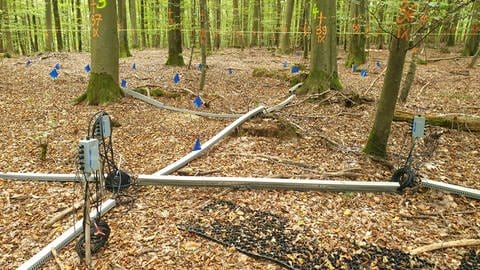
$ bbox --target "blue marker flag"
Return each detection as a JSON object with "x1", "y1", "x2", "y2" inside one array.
[
  {"x1": 193, "y1": 137, "x2": 202, "y2": 151},
  {"x1": 352, "y1": 65, "x2": 357, "y2": 72},
  {"x1": 360, "y1": 69, "x2": 367, "y2": 77},
  {"x1": 55, "y1": 63, "x2": 61, "y2": 70},
  {"x1": 198, "y1": 63, "x2": 202, "y2": 70},
  {"x1": 121, "y1": 79, "x2": 127, "y2": 88},
  {"x1": 291, "y1": 66, "x2": 299, "y2": 74},
  {"x1": 173, "y1": 73, "x2": 180, "y2": 84},
  {"x1": 283, "y1": 61, "x2": 288, "y2": 68},
  {"x1": 376, "y1": 60, "x2": 381, "y2": 68},
  {"x1": 193, "y1": 96, "x2": 204, "y2": 108},
  {"x1": 227, "y1": 68, "x2": 233, "y2": 75},
  {"x1": 85, "y1": 64, "x2": 91, "y2": 73},
  {"x1": 49, "y1": 69, "x2": 58, "y2": 79},
  {"x1": 26, "y1": 60, "x2": 31, "y2": 66},
  {"x1": 132, "y1": 63, "x2": 137, "y2": 70}
]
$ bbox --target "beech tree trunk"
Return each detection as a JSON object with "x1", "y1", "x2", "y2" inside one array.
[
  {"x1": 251, "y1": 0, "x2": 260, "y2": 47},
  {"x1": 75, "y1": 0, "x2": 82, "y2": 51},
  {"x1": 78, "y1": 0, "x2": 122, "y2": 105},
  {"x1": 129, "y1": 0, "x2": 139, "y2": 48},
  {"x1": 464, "y1": 0, "x2": 480, "y2": 56},
  {"x1": 214, "y1": 0, "x2": 221, "y2": 49},
  {"x1": 118, "y1": 0, "x2": 131, "y2": 57},
  {"x1": 166, "y1": 0, "x2": 184, "y2": 66},
  {"x1": 199, "y1": 0, "x2": 207, "y2": 92},
  {"x1": 345, "y1": 0, "x2": 368, "y2": 67},
  {"x1": 298, "y1": 0, "x2": 342, "y2": 94},
  {"x1": 279, "y1": 0, "x2": 295, "y2": 54},
  {"x1": 52, "y1": 0, "x2": 63, "y2": 51},
  {"x1": 45, "y1": 0, "x2": 54, "y2": 51},
  {"x1": 232, "y1": 0, "x2": 242, "y2": 47}
]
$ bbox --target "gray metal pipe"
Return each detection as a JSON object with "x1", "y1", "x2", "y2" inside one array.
[
  {"x1": 421, "y1": 178, "x2": 480, "y2": 200},
  {"x1": 0, "y1": 172, "x2": 79, "y2": 182},
  {"x1": 153, "y1": 106, "x2": 265, "y2": 176},
  {"x1": 17, "y1": 199, "x2": 116, "y2": 270},
  {"x1": 137, "y1": 175, "x2": 400, "y2": 193}
]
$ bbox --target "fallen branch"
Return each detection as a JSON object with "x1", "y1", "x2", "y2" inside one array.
[
  {"x1": 45, "y1": 192, "x2": 99, "y2": 227},
  {"x1": 420, "y1": 56, "x2": 466, "y2": 63},
  {"x1": 394, "y1": 110, "x2": 480, "y2": 132},
  {"x1": 410, "y1": 239, "x2": 480, "y2": 255},
  {"x1": 362, "y1": 67, "x2": 387, "y2": 96},
  {"x1": 51, "y1": 248, "x2": 65, "y2": 270}
]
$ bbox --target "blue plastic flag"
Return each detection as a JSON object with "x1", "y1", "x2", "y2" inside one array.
[
  {"x1": 193, "y1": 96, "x2": 204, "y2": 108},
  {"x1": 173, "y1": 73, "x2": 180, "y2": 84},
  {"x1": 26, "y1": 60, "x2": 31, "y2": 66},
  {"x1": 291, "y1": 66, "x2": 299, "y2": 74},
  {"x1": 376, "y1": 60, "x2": 381, "y2": 68},
  {"x1": 193, "y1": 137, "x2": 202, "y2": 151},
  {"x1": 49, "y1": 69, "x2": 58, "y2": 79},
  {"x1": 227, "y1": 68, "x2": 233, "y2": 75},
  {"x1": 360, "y1": 69, "x2": 367, "y2": 77},
  {"x1": 121, "y1": 79, "x2": 127, "y2": 88},
  {"x1": 132, "y1": 63, "x2": 137, "y2": 70},
  {"x1": 55, "y1": 63, "x2": 61, "y2": 70},
  {"x1": 283, "y1": 61, "x2": 288, "y2": 68},
  {"x1": 352, "y1": 65, "x2": 357, "y2": 72},
  {"x1": 198, "y1": 63, "x2": 202, "y2": 70},
  {"x1": 85, "y1": 64, "x2": 91, "y2": 73}
]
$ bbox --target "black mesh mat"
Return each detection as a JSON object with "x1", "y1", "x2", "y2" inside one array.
[
  {"x1": 177, "y1": 200, "x2": 435, "y2": 269},
  {"x1": 459, "y1": 249, "x2": 480, "y2": 270}
]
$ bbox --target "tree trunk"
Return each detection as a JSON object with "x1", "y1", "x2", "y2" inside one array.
[
  {"x1": 199, "y1": 0, "x2": 207, "y2": 92},
  {"x1": 1, "y1": 1, "x2": 14, "y2": 55},
  {"x1": 140, "y1": 0, "x2": 147, "y2": 47},
  {"x1": 302, "y1": 0, "x2": 310, "y2": 59},
  {"x1": 232, "y1": 0, "x2": 242, "y2": 47},
  {"x1": 274, "y1": 0, "x2": 281, "y2": 47},
  {"x1": 52, "y1": 0, "x2": 63, "y2": 51},
  {"x1": 30, "y1": 0, "x2": 39, "y2": 52},
  {"x1": 241, "y1": 0, "x2": 249, "y2": 48},
  {"x1": 153, "y1": 0, "x2": 161, "y2": 47},
  {"x1": 464, "y1": 0, "x2": 480, "y2": 56},
  {"x1": 279, "y1": 0, "x2": 295, "y2": 54},
  {"x1": 166, "y1": 0, "x2": 185, "y2": 66},
  {"x1": 345, "y1": 0, "x2": 368, "y2": 67},
  {"x1": 128, "y1": 0, "x2": 139, "y2": 48},
  {"x1": 298, "y1": 0, "x2": 341, "y2": 94},
  {"x1": 118, "y1": 0, "x2": 131, "y2": 57},
  {"x1": 364, "y1": 0, "x2": 413, "y2": 158},
  {"x1": 78, "y1": 0, "x2": 122, "y2": 105},
  {"x1": 445, "y1": 0, "x2": 459, "y2": 47},
  {"x1": 45, "y1": 0, "x2": 54, "y2": 51},
  {"x1": 214, "y1": 0, "x2": 221, "y2": 49},
  {"x1": 251, "y1": 0, "x2": 260, "y2": 47},
  {"x1": 376, "y1": 2, "x2": 386, "y2": 49},
  {"x1": 398, "y1": 53, "x2": 417, "y2": 103},
  {"x1": 75, "y1": 0, "x2": 82, "y2": 51}
]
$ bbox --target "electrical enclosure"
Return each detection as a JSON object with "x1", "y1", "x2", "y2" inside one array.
[
  {"x1": 412, "y1": 115, "x2": 425, "y2": 138},
  {"x1": 79, "y1": 139, "x2": 100, "y2": 173}
]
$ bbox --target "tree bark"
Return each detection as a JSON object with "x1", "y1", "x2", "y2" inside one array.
[
  {"x1": 394, "y1": 110, "x2": 480, "y2": 132},
  {"x1": 52, "y1": 0, "x2": 63, "y2": 51},
  {"x1": 363, "y1": 0, "x2": 415, "y2": 158},
  {"x1": 140, "y1": 0, "x2": 147, "y2": 47},
  {"x1": 166, "y1": 0, "x2": 184, "y2": 66},
  {"x1": 345, "y1": 0, "x2": 368, "y2": 67},
  {"x1": 274, "y1": 0, "x2": 281, "y2": 47},
  {"x1": 464, "y1": 0, "x2": 480, "y2": 56},
  {"x1": 302, "y1": 0, "x2": 310, "y2": 59},
  {"x1": 298, "y1": 0, "x2": 342, "y2": 94},
  {"x1": 128, "y1": 0, "x2": 139, "y2": 48},
  {"x1": 398, "y1": 53, "x2": 417, "y2": 103},
  {"x1": 214, "y1": 0, "x2": 221, "y2": 49},
  {"x1": 1, "y1": 1, "x2": 15, "y2": 55},
  {"x1": 77, "y1": 0, "x2": 122, "y2": 105},
  {"x1": 75, "y1": 0, "x2": 82, "y2": 51},
  {"x1": 45, "y1": 0, "x2": 54, "y2": 51},
  {"x1": 251, "y1": 0, "x2": 260, "y2": 47},
  {"x1": 199, "y1": 0, "x2": 207, "y2": 92},
  {"x1": 279, "y1": 0, "x2": 295, "y2": 54},
  {"x1": 232, "y1": 0, "x2": 242, "y2": 47},
  {"x1": 118, "y1": 0, "x2": 131, "y2": 57}
]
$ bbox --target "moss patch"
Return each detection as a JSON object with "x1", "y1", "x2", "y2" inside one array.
[
  {"x1": 75, "y1": 72, "x2": 123, "y2": 105},
  {"x1": 134, "y1": 87, "x2": 181, "y2": 98},
  {"x1": 233, "y1": 117, "x2": 299, "y2": 139}
]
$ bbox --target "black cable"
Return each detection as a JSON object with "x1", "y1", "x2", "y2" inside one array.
[{"x1": 391, "y1": 139, "x2": 417, "y2": 192}]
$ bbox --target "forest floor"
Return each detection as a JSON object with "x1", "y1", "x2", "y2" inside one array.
[{"x1": 0, "y1": 46, "x2": 479, "y2": 269}]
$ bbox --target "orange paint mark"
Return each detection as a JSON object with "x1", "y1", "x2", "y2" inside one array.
[
  {"x1": 316, "y1": 11, "x2": 327, "y2": 43},
  {"x1": 352, "y1": 23, "x2": 360, "y2": 33}
]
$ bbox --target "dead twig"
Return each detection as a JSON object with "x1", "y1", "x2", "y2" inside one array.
[
  {"x1": 45, "y1": 192, "x2": 99, "y2": 227},
  {"x1": 410, "y1": 239, "x2": 480, "y2": 255}
]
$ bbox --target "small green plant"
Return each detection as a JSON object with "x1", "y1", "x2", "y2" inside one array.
[{"x1": 35, "y1": 120, "x2": 57, "y2": 161}]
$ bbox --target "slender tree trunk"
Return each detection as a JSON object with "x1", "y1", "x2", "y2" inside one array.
[
  {"x1": 199, "y1": 0, "x2": 207, "y2": 92},
  {"x1": 298, "y1": 0, "x2": 341, "y2": 94},
  {"x1": 469, "y1": 46, "x2": 480, "y2": 67},
  {"x1": 75, "y1": 0, "x2": 82, "y2": 51},
  {"x1": 78, "y1": 0, "x2": 122, "y2": 105},
  {"x1": 376, "y1": 2, "x2": 386, "y2": 49},
  {"x1": 166, "y1": 0, "x2": 185, "y2": 66},
  {"x1": 398, "y1": 53, "x2": 417, "y2": 103},
  {"x1": 446, "y1": 0, "x2": 459, "y2": 47},
  {"x1": 214, "y1": 0, "x2": 221, "y2": 49},
  {"x1": 187, "y1": 0, "x2": 196, "y2": 69},
  {"x1": 345, "y1": 0, "x2": 368, "y2": 67},
  {"x1": 232, "y1": 0, "x2": 242, "y2": 47},
  {"x1": 153, "y1": 0, "x2": 161, "y2": 47},
  {"x1": 241, "y1": 0, "x2": 248, "y2": 48},
  {"x1": 128, "y1": 0, "x2": 139, "y2": 48},
  {"x1": 0, "y1": 0, "x2": 4, "y2": 53},
  {"x1": 302, "y1": 0, "x2": 310, "y2": 59},
  {"x1": 52, "y1": 0, "x2": 63, "y2": 51},
  {"x1": 251, "y1": 0, "x2": 260, "y2": 47},
  {"x1": 364, "y1": 1, "x2": 413, "y2": 158},
  {"x1": 279, "y1": 0, "x2": 295, "y2": 54},
  {"x1": 464, "y1": 0, "x2": 480, "y2": 56},
  {"x1": 118, "y1": 0, "x2": 131, "y2": 57},
  {"x1": 30, "y1": 0, "x2": 39, "y2": 52},
  {"x1": 45, "y1": 0, "x2": 54, "y2": 51},
  {"x1": 1, "y1": 1, "x2": 14, "y2": 55},
  {"x1": 140, "y1": 0, "x2": 147, "y2": 47},
  {"x1": 274, "y1": 0, "x2": 281, "y2": 47}
]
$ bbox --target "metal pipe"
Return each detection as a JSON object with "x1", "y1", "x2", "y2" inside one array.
[
  {"x1": 18, "y1": 199, "x2": 116, "y2": 270},
  {"x1": 153, "y1": 106, "x2": 265, "y2": 176},
  {"x1": 0, "y1": 172, "x2": 79, "y2": 182},
  {"x1": 137, "y1": 175, "x2": 400, "y2": 192},
  {"x1": 421, "y1": 178, "x2": 480, "y2": 200}
]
